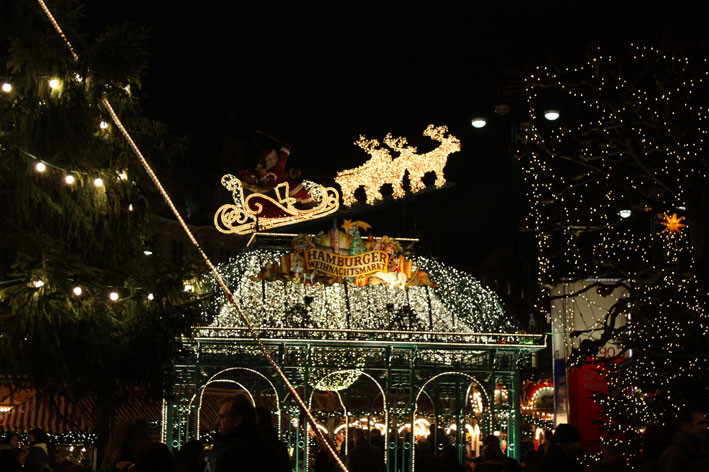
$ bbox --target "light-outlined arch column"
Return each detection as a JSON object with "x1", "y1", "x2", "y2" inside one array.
[
  {"x1": 306, "y1": 369, "x2": 388, "y2": 472},
  {"x1": 412, "y1": 372, "x2": 490, "y2": 472},
  {"x1": 191, "y1": 366, "x2": 282, "y2": 440}
]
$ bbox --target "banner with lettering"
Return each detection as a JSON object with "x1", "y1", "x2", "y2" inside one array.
[
  {"x1": 304, "y1": 249, "x2": 389, "y2": 278},
  {"x1": 250, "y1": 220, "x2": 437, "y2": 289}
]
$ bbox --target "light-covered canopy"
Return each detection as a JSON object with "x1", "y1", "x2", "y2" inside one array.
[{"x1": 200, "y1": 249, "x2": 517, "y2": 335}]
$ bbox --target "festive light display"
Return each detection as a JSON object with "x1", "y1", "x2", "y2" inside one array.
[
  {"x1": 519, "y1": 43, "x2": 709, "y2": 462},
  {"x1": 198, "y1": 248, "x2": 518, "y2": 352},
  {"x1": 660, "y1": 213, "x2": 686, "y2": 233},
  {"x1": 335, "y1": 125, "x2": 460, "y2": 206},
  {"x1": 214, "y1": 175, "x2": 340, "y2": 235}
]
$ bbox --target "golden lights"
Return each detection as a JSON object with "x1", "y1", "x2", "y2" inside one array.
[
  {"x1": 214, "y1": 177, "x2": 339, "y2": 235},
  {"x1": 660, "y1": 213, "x2": 686, "y2": 233},
  {"x1": 335, "y1": 124, "x2": 460, "y2": 206}
]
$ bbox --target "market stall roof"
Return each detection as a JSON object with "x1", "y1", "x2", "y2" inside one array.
[
  {"x1": 0, "y1": 392, "x2": 163, "y2": 433},
  {"x1": 0, "y1": 394, "x2": 90, "y2": 433}
]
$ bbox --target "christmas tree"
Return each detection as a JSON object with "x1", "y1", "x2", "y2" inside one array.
[
  {"x1": 518, "y1": 39, "x2": 709, "y2": 462},
  {"x1": 0, "y1": 0, "x2": 203, "y2": 421}
]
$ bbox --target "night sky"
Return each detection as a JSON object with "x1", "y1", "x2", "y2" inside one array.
[{"x1": 79, "y1": 1, "x2": 707, "y2": 274}]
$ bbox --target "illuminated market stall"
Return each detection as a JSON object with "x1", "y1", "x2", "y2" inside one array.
[{"x1": 165, "y1": 228, "x2": 545, "y2": 471}]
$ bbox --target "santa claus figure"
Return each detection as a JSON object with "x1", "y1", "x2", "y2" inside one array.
[{"x1": 239, "y1": 145, "x2": 293, "y2": 190}]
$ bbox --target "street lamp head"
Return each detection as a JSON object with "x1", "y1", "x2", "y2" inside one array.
[
  {"x1": 544, "y1": 109, "x2": 560, "y2": 121},
  {"x1": 471, "y1": 117, "x2": 487, "y2": 128}
]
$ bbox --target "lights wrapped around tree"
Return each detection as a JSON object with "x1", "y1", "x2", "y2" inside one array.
[{"x1": 518, "y1": 42, "x2": 709, "y2": 462}]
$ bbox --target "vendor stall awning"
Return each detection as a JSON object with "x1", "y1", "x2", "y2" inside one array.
[{"x1": 0, "y1": 394, "x2": 90, "y2": 433}]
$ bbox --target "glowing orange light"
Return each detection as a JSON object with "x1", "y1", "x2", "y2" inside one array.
[{"x1": 660, "y1": 213, "x2": 686, "y2": 233}]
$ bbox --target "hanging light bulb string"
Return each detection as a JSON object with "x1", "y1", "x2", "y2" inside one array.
[
  {"x1": 34, "y1": 1, "x2": 348, "y2": 469},
  {"x1": 20, "y1": 149, "x2": 88, "y2": 175}
]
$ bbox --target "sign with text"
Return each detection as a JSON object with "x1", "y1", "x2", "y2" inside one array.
[{"x1": 304, "y1": 249, "x2": 389, "y2": 278}]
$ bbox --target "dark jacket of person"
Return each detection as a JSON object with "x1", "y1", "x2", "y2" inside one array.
[
  {"x1": 213, "y1": 422, "x2": 286, "y2": 472},
  {"x1": 538, "y1": 443, "x2": 583, "y2": 472},
  {"x1": 24, "y1": 442, "x2": 50, "y2": 472},
  {"x1": 0, "y1": 443, "x2": 22, "y2": 472},
  {"x1": 345, "y1": 438, "x2": 385, "y2": 472},
  {"x1": 474, "y1": 460, "x2": 508, "y2": 472},
  {"x1": 657, "y1": 431, "x2": 709, "y2": 472}
]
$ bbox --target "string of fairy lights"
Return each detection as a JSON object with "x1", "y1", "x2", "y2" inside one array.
[
  {"x1": 201, "y1": 250, "x2": 516, "y2": 335},
  {"x1": 519, "y1": 42, "x2": 709, "y2": 455},
  {"x1": 196, "y1": 248, "x2": 521, "y2": 390}
]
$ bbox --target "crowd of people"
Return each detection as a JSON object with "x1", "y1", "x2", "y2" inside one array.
[
  {"x1": 0, "y1": 400, "x2": 705, "y2": 471},
  {"x1": 0, "y1": 428, "x2": 80, "y2": 472}
]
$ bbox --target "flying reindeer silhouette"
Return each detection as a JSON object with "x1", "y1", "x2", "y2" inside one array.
[{"x1": 335, "y1": 124, "x2": 461, "y2": 206}]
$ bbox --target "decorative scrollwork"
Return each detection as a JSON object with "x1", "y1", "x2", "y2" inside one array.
[{"x1": 214, "y1": 176, "x2": 340, "y2": 235}]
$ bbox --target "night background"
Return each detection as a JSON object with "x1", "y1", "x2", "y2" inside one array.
[
  {"x1": 80, "y1": 0, "x2": 707, "y2": 275},
  {"x1": 2, "y1": 1, "x2": 709, "y2": 468}
]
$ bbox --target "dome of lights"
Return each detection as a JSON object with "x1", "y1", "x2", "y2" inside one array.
[
  {"x1": 201, "y1": 250, "x2": 515, "y2": 335},
  {"x1": 197, "y1": 230, "x2": 519, "y2": 391}
]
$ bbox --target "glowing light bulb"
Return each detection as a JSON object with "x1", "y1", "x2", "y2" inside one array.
[
  {"x1": 100, "y1": 121, "x2": 109, "y2": 129},
  {"x1": 73, "y1": 286, "x2": 82, "y2": 296},
  {"x1": 94, "y1": 177, "x2": 104, "y2": 187},
  {"x1": 34, "y1": 280, "x2": 45, "y2": 288},
  {"x1": 619, "y1": 209, "x2": 632, "y2": 218},
  {"x1": 147, "y1": 293, "x2": 154, "y2": 301},
  {"x1": 1, "y1": 83, "x2": 11, "y2": 93},
  {"x1": 128, "y1": 204, "x2": 134, "y2": 211},
  {"x1": 184, "y1": 284, "x2": 194, "y2": 292},
  {"x1": 48, "y1": 79, "x2": 59, "y2": 89},
  {"x1": 471, "y1": 118, "x2": 487, "y2": 128},
  {"x1": 35, "y1": 162, "x2": 47, "y2": 172},
  {"x1": 544, "y1": 110, "x2": 560, "y2": 121},
  {"x1": 109, "y1": 292, "x2": 119, "y2": 301},
  {"x1": 65, "y1": 175, "x2": 75, "y2": 184},
  {"x1": 118, "y1": 172, "x2": 127, "y2": 181},
  {"x1": 143, "y1": 250, "x2": 153, "y2": 256}
]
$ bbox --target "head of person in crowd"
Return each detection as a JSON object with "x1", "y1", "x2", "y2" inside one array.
[
  {"x1": 2, "y1": 431, "x2": 19, "y2": 448},
  {"x1": 440, "y1": 445, "x2": 462, "y2": 467},
  {"x1": 676, "y1": 406, "x2": 708, "y2": 442},
  {"x1": 352, "y1": 428, "x2": 367, "y2": 446},
  {"x1": 482, "y1": 441, "x2": 505, "y2": 462},
  {"x1": 370, "y1": 428, "x2": 382, "y2": 441},
  {"x1": 216, "y1": 394, "x2": 256, "y2": 437},
  {"x1": 551, "y1": 423, "x2": 581, "y2": 457},
  {"x1": 29, "y1": 428, "x2": 48, "y2": 445},
  {"x1": 100, "y1": 418, "x2": 151, "y2": 470},
  {"x1": 175, "y1": 439, "x2": 205, "y2": 472},
  {"x1": 134, "y1": 441, "x2": 175, "y2": 472}
]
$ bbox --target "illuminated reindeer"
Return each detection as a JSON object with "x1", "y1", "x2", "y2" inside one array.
[
  {"x1": 335, "y1": 136, "x2": 401, "y2": 206},
  {"x1": 335, "y1": 125, "x2": 460, "y2": 206}
]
